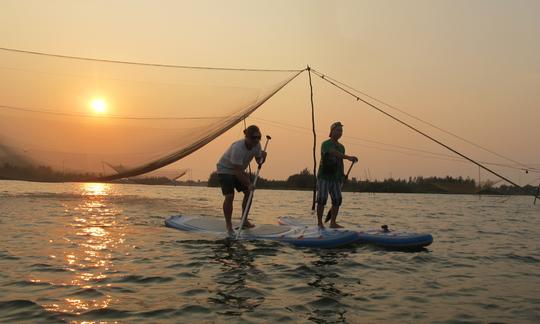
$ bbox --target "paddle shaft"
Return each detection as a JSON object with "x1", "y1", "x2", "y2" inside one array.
[
  {"x1": 236, "y1": 136, "x2": 271, "y2": 239},
  {"x1": 324, "y1": 161, "x2": 356, "y2": 223}
]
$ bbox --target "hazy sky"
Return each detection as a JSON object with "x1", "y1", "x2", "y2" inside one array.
[{"x1": 1, "y1": 0, "x2": 539, "y2": 184}]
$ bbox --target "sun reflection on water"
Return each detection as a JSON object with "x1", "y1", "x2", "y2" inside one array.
[
  {"x1": 40, "y1": 182, "x2": 126, "y2": 315},
  {"x1": 81, "y1": 182, "x2": 111, "y2": 196}
]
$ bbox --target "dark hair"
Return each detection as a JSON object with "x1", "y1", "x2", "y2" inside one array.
[{"x1": 244, "y1": 125, "x2": 260, "y2": 136}]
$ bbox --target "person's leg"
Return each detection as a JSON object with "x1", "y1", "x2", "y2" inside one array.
[
  {"x1": 329, "y1": 181, "x2": 343, "y2": 228},
  {"x1": 234, "y1": 175, "x2": 254, "y2": 228},
  {"x1": 223, "y1": 193, "x2": 235, "y2": 232},
  {"x1": 316, "y1": 179, "x2": 329, "y2": 228},
  {"x1": 329, "y1": 205, "x2": 342, "y2": 228},
  {"x1": 241, "y1": 190, "x2": 255, "y2": 228},
  {"x1": 241, "y1": 190, "x2": 249, "y2": 213},
  {"x1": 317, "y1": 203, "x2": 325, "y2": 228},
  {"x1": 218, "y1": 174, "x2": 236, "y2": 233}
]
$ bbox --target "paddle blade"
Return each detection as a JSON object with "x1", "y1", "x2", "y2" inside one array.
[{"x1": 324, "y1": 209, "x2": 332, "y2": 223}]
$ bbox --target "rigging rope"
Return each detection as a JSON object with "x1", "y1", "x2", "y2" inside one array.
[
  {"x1": 0, "y1": 104, "x2": 232, "y2": 120},
  {"x1": 0, "y1": 47, "x2": 304, "y2": 73},
  {"x1": 252, "y1": 116, "x2": 540, "y2": 174},
  {"x1": 311, "y1": 69, "x2": 539, "y2": 199},
  {"x1": 311, "y1": 69, "x2": 538, "y2": 174}
]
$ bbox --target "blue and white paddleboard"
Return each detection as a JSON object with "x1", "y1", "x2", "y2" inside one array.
[
  {"x1": 165, "y1": 215, "x2": 359, "y2": 248},
  {"x1": 277, "y1": 216, "x2": 433, "y2": 249}
]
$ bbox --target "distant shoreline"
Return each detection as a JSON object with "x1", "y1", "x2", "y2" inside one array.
[
  {"x1": 1, "y1": 165, "x2": 537, "y2": 196},
  {"x1": 0, "y1": 177, "x2": 536, "y2": 197}
]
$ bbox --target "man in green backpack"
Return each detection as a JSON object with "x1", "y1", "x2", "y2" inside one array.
[{"x1": 316, "y1": 122, "x2": 358, "y2": 229}]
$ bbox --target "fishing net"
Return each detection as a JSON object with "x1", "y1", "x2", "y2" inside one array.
[{"x1": 0, "y1": 49, "x2": 301, "y2": 182}]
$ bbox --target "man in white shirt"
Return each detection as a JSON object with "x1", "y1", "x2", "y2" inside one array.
[{"x1": 216, "y1": 125, "x2": 267, "y2": 233}]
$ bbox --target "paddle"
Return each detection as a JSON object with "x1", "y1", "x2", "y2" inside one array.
[
  {"x1": 236, "y1": 135, "x2": 271, "y2": 239},
  {"x1": 324, "y1": 160, "x2": 356, "y2": 223}
]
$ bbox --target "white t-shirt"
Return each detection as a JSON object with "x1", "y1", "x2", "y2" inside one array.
[{"x1": 217, "y1": 140, "x2": 262, "y2": 175}]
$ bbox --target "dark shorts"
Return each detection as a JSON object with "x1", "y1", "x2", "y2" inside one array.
[
  {"x1": 316, "y1": 178, "x2": 342, "y2": 206},
  {"x1": 218, "y1": 173, "x2": 248, "y2": 195}
]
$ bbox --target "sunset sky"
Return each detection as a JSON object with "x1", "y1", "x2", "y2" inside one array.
[{"x1": 1, "y1": 0, "x2": 539, "y2": 185}]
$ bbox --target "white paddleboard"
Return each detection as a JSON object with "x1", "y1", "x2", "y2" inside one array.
[{"x1": 165, "y1": 215, "x2": 359, "y2": 248}]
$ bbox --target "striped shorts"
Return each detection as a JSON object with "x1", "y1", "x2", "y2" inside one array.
[{"x1": 316, "y1": 178, "x2": 342, "y2": 207}]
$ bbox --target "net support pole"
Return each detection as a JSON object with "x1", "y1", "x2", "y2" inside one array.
[
  {"x1": 307, "y1": 66, "x2": 317, "y2": 210},
  {"x1": 478, "y1": 166, "x2": 482, "y2": 200},
  {"x1": 534, "y1": 183, "x2": 540, "y2": 205}
]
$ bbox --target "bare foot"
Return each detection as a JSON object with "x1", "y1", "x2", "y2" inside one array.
[
  {"x1": 243, "y1": 220, "x2": 256, "y2": 229},
  {"x1": 329, "y1": 223, "x2": 344, "y2": 229},
  {"x1": 318, "y1": 223, "x2": 325, "y2": 230}
]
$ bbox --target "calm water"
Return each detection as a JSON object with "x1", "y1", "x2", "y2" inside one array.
[{"x1": 0, "y1": 180, "x2": 538, "y2": 323}]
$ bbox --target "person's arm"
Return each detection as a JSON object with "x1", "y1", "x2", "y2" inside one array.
[
  {"x1": 328, "y1": 148, "x2": 358, "y2": 162},
  {"x1": 233, "y1": 164, "x2": 253, "y2": 190},
  {"x1": 251, "y1": 142, "x2": 265, "y2": 166},
  {"x1": 256, "y1": 151, "x2": 267, "y2": 165},
  {"x1": 255, "y1": 152, "x2": 267, "y2": 166}
]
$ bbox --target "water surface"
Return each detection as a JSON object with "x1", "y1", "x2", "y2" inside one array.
[{"x1": 0, "y1": 180, "x2": 538, "y2": 323}]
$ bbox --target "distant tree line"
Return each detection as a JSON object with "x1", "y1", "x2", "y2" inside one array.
[
  {"x1": 208, "y1": 168, "x2": 539, "y2": 195},
  {"x1": 0, "y1": 163, "x2": 204, "y2": 185},
  {"x1": 0, "y1": 163, "x2": 96, "y2": 182},
  {"x1": 2, "y1": 163, "x2": 537, "y2": 196}
]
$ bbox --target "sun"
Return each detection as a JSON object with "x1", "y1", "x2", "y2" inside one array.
[{"x1": 90, "y1": 98, "x2": 107, "y2": 114}]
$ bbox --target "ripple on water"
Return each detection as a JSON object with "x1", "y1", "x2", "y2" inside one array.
[
  {"x1": 113, "y1": 275, "x2": 175, "y2": 284},
  {"x1": 368, "y1": 292, "x2": 391, "y2": 301},
  {"x1": 29, "y1": 263, "x2": 69, "y2": 273},
  {"x1": 165, "y1": 262, "x2": 188, "y2": 269},
  {"x1": 214, "y1": 272, "x2": 245, "y2": 285},
  {"x1": 0, "y1": 300, "x2": 63, "y2": 323},
  {"x1": 5, "y1": 279, "x2": 57, "y2": 289},
  {"x1": 209, "y1": 287, "x2": 265, "y2": 312},
  {"x1": 308, "y1": 308, "x2": 347, "y2": 323},
  {"x1": 101, "y1": 285, "x2": 137, "y2": 294},
  {"x1": 179, "y1": 288, "x2": 208, "y2": 297},
  {"x1": 184, "y1": 261, "x2": 207, "y2": 267},
  {"x1": 505, "y1": 253, "x2": 539, "y2": 264},
  {"x1": 402, "y1": 295, "x2": 429, "y2": 304},
  {"x1": 176, "y1": 272, "x2": 199, "y2": 278},
  {"x1": 307, "y1": 296, "x2": 345, "y2": 309},
  {"x1": 249, "y1": 246, "x2": 280, "y2": 256},
  {"x1": 286, "y1": 285, "x2": 318, "y2": 294},
  {"x1": 286, "y1": 265, "x2": 316, "y2": 278},
  {"x1": 0, "y1": 251, "x2": 20, "y2": 260},
  {"x1": 66, "y1": 287, "x2": 105, "y2": 298},
  {"x1": 79, "y1": 308, "x2": 131, "y2": 320},
  {"x1": 137, "y1": 307, "x2": 177, "y2": 319}
]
